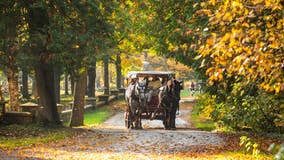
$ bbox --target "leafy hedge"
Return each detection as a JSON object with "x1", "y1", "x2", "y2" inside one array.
[{"x1": 196, "y1": 90, "x2": 283, "y2": 133}]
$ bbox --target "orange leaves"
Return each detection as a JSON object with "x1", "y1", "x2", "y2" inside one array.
[{"x1": 206, "y1": 37, "x2": 215, "y2": 47}]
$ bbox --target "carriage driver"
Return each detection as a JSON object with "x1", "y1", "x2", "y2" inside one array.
[{"x1": 128, "y1": 74, "x2": 138, "y2": 85}]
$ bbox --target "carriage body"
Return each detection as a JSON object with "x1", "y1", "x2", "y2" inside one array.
[{"x1": 125, "y1": 71, "x2": 176, "y2": 126}]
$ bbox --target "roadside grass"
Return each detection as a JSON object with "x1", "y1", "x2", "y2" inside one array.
[
  {"x1": 200, "y1": 151, "x2": 273, "y2": 160},
  {"x1": 0, "y1": 124, "x2": 79, "y2": 149},
  {"x1": 84, "y1": 107, "x2": 113, "y2": 126},
  {"x1": 190, "y1": 103, "x2": 215, "y2": 131},
  {"x1": 180, "y1": 89, "x2": 199, "y2": 98},
  {"x1": 0, "y1": 100, "x2": 119, "y2": 149},
  {"x1": 180, "y1": 89, "x2": 191, "y2": 97}
]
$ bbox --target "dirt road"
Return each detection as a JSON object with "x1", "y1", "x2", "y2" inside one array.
[{"x1": 1, "y1": 100, "x2": 225, "y2": 159}]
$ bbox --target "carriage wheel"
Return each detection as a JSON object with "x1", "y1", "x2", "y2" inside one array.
[{"x1": 124, "y1": 111, "x2": 131, "y2": 129}]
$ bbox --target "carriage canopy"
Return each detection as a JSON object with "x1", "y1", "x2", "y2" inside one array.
[{"x1": 126, "y1": 71, "x2": 175, "y2": 79}]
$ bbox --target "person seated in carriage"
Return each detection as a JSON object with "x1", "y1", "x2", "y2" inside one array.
[
  {"x1": 148, "y1": 76, "x2": 162, "y2": 89},
  {"x1": 145, "y1": 76, "x2": 163, "y2": 103}
]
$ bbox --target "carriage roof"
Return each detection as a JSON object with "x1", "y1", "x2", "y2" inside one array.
[{"x1": 126, "y1": 71, "x2": 175, "y2": 78}]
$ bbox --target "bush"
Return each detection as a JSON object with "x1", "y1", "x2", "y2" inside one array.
[{"x1": 196, "y1": 90, "x2": 283, "y2": 133}]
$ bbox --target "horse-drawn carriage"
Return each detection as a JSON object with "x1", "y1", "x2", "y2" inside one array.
[{"x1": 124, "y1": 71, "x2": 183, "y2": 130}]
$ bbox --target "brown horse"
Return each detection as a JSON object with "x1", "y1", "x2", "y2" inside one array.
[{"x1": 158, "y1": 78, "x2": 183, "y2": 130}]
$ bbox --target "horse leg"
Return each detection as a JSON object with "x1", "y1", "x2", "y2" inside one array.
[
  {"x1": 138, "y1": 108, "x2": 143, "y2": 129},
  {"x1": 169, "y1": 112, "x2": 176, "y2": 130},
  {"x1": 130, "y1": 113, "x2": 134, "y2": 129},
  {"x1": 163, "y1": 109, "x2": 171, "y2": 130},
  {"x1": 129, "y1": 109, "x2": 136, "y2": 129},
  {"x1": 170, "y1": 106, "x2": 177, "y2": 130},
  {"x1": 162, "y1": 109, "x2": 167, "y2": 129},
  {"x1": 137, "y1": 113, "x2": 142, "y2": 129},
  {"x1": 133, "y1": 108, "x2": 141, "y2": 129}
]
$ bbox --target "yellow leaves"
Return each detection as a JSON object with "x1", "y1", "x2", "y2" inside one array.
[
  {"x1": 266, "y1": 21, "x2": 273, "y2": 28},
  {"x1": 221, "y1": 33, "x2": 231, "y2": 42},
  {"x1": 215, "y1": 11, "x2": 222, "y2": 19},
  {"x1": 265, "y1": 0, "x2": 283, "y2": 11},
  {"x1": 276, "y1": 18, "x2": 284, "y2": 29},
  {"x1": 242, "y1": 23, "x2": 249, "y2": 28},
  {"x1": 269, "y1": 39, "x2": 280, "y2": 49},
  {"x1": 168, "y1": 43, "x2": 179, "y2": 52},
  {"x1": 275, "y1": 84, "x2": 281, "y2": 94},
  {"x1": 180, "y1": 43, "x2": 188, "y2": 50},
  {"x1": 196, "y1": 0, "x2": 283, "y2": 94},
  {"x1": 248, "y1": 28, "x2": 261, "y2": 37},
  {"x1": 232, "y1": 1, "x2": 242, "y2": 8},
  {"x1": 206, "y1": 67, "x2": 214, "y2": 75},
  {"x1": 222, "y1": 12, "x2": 233, "y2": 22},
  {"x1": 268, "y1": 83, "x2": 282, "y2": 94},
  {"x1": 206, "y1": 67, "x2": 224, "y2": 85},
  {"x1": 231, "y1": 28, "x2": 242, "y2": 38},
  {"x1": 210, "y1": 0, "x2": 216, "y2": 6}
]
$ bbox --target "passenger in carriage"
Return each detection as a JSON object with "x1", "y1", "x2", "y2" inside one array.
[
  {"x1": 145, "y1": 76, "x2": 162, "y2": 103},
  {"x1": 148, "y1": 76, "x2": 161, "y2": 89}
]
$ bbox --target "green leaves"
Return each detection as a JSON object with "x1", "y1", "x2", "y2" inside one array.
[{"x1": 240, "y1": 136, "x2": 260, "y2": 159}]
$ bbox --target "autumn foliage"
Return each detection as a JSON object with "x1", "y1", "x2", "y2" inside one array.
[
  {"x1": 197, "y1": 0, "x2": 283, "y2": 94},
  {"x1": 192, "y1": 0, "x2": 284, "y2": 132}
]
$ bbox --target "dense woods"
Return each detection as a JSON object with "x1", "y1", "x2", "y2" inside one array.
[{"x1": 0, "y1": 0, "x2": 283, "y2": 132}]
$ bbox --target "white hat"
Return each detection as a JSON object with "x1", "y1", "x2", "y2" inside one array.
[{"x1": 130, "y1": 74, "x2": 137, "y2": 79}]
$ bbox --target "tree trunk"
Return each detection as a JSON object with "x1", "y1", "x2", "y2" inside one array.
[
  {"x1": 27, "y1": 4, "x2": 61, "y2": 125},
  {"x1": 70, "y1": 76, "x2": 74, "y2": 95},
  {"x1": 116, "y1": 53, "x2": 122, "y2": 89},
  {"x1": 70, "y1": 70, "x2": 87, "y2": 127},
  {"x1": 6, "y1": 63, "x2": 19, "y2": 111},
  {"x1": 64, "y1": 73, "x2": 69, "y2": 95},
  {"x1": 103, "y1": 56, "x2": 109, "y2": 95},
  {"x1": 0, "y1": 84, "x2": 4, "y2": 101},
  {"x1": 87, "y1": 61, "x2": 96, "y2": 97},
  {"x1": 35, "y1": 64, "x2": 61, "y2": 125},
  {"x1": 22, "y1": 69, "x2": 29, "y2": 99},
  {"x1": 54, "y1": 68, "x2": 61, "y2": 103}
]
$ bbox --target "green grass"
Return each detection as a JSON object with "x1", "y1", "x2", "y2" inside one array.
[
  {"x1": 191, "y1": 105, "x2": 215, "y2": 131},
  {"x1": 204, "y1": 151, "x2": 273, "y2": 159},
  {"x1": 84, "y1": 107, "x2": 113, "y2": 126},
  {"x1": 180, "y1": 89, "x2": 199, "y2": 98},
  {"x1": 0, "y1": 124, "x2": 76, "y2": 148},
  {"x1": 0, "y1": 132, "x2": 69, "y2": 148},
  {"x1": 0, "y1": 99, "x2": 115, "y2": 149},
  {"x1": 180, "y1": 89, "x2": 190, "y2": 97},
  {"x1": 0, "y1": 106, "x2": 114, "y2": 149}
]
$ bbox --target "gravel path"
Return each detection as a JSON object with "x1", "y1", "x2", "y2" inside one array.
[{"x1": 1, "y1": 100, "x2": 224, "y2": 159}]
